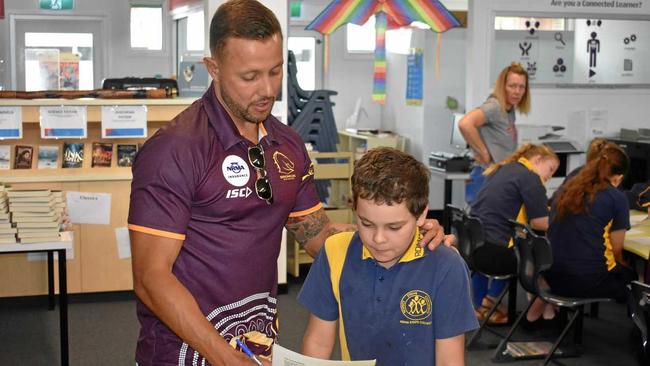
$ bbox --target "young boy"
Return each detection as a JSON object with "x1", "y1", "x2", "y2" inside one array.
[{"x1": 298, "y1": 147, "x2": 478, "y2": 365}]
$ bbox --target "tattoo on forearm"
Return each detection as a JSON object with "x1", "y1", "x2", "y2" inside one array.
[{"x1": 286, "y1": 209, "x2": 330, "y2": 248}]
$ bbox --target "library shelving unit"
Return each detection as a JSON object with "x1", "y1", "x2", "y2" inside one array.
[
  {"x1": 0, "y1": 97, "x2": 195, "y2": 297},
  {"x1": 286, "y1": 151, "x2": 354, "y2": 277}
]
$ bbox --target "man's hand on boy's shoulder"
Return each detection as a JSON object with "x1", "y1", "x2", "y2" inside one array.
[{"x1": 418, "y1": 219, "x2": 456, "y2": 251}]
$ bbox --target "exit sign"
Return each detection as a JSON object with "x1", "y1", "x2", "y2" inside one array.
[{"x1": 39, "y1": 0, "x2": 73, "y2": 10}]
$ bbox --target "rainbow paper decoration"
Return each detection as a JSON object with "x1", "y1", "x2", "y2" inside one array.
[
  {"x1": 306, "y1": 0, "x2": 460, "y2": 104},
  {"x1": 372, "y1": 12, "x2": 387, "y2": 104}
]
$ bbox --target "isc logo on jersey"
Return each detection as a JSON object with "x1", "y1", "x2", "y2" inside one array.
[
  {"x1": 226, "y1": 187, "x2": 252, "y2": 199},
  {"x1": 222, "y1": 155, "x2": 252, "y2": 199}
]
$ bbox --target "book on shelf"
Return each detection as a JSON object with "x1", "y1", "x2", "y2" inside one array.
[
  {"x1": 62, "y1": 142, "x2": 84, "y2": 168},
  {"x1": 0, "y1": 227, "x2": 17, "y2": 234},
  {"x1": 117, "y1": 144, "x2": 138, "y2": 167},
  {"x1": 0, "y1": 237, "x2": 17, "y2": 244},
  {"x1": 0, "y1": 145, "x2": 10, "y2": 170},
  {"x1": 17, "y1": 227, "x2": 61, "y2": 234},
  {"x1": 12, "y1": 211, "x2": 59, "y2": 218},
  {"x1": 9, "y1": 200, "x2": 56, "y2": 208},
  {"x1": 14, "y1": 145, "x2": 33, "y2": 169},
  {"x1": 92, "y1": 142, "x2": 114, "y2": 167},
  {"x1": 19, "y1": 235, "x2": 61, "y2": 244},
  {"x1": 18, "y1": 231, "x2": 61, "y2": 239},
  {"x1": 37, "y1": 145, "x2": 60, "y2": 169},
  {"x1": 0, "y1": 212, "x2": 9, "y2": 220},
  {"x1": 15, "y1": 221, "x2": 60, "y2": 229},
  {"x1": 7, "y1": 195, "x2": 57, "y2": 203},
  {"x1": 6, "y1": 189, "x2": 51, "y2": 198},
  {"x1": 12, "y1": 215, "x2": 60, "y2": 223},
  {"x1": 9, "y1": 205, "x2": 56, "y2": 213}
]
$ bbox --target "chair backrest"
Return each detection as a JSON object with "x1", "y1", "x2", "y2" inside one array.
[
  {"x1": 510, "y1": 220, "x2": 553, "y2": 295},
  {"x1": 465, "y1": 214, "x2": 486, "y2": 253},
  {"x1": 447, "y1": 205, "x2": 471, "y2": 262},
  {"x1": 630, "y1": 280, "x2": 650, "y2": 362}
]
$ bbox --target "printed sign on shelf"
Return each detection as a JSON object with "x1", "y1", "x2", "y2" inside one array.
[
  {"x1": 0, "y1": 106, "x2": 22, "y2": 139},
  {"x1": 39, "y1": 105, "x2": 87, "y2": 139},
  {"x1": 101, "y1": 105, "x2": 147, "y2": 138},
  {"x1": 406, "y1": 49, "x2": 423, "y2": 106}
]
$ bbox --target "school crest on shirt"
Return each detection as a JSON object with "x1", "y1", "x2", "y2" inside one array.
[
  {"x1": 400, "y1": 290, "x2": 432, "y2": 325},
  {"x1": 272, "y1": 151, "x2": 296, "y2": 181}
]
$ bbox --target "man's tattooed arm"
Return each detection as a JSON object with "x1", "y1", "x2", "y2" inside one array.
[{"x1": 285, "y1": 208, "x2": 356, "y2": 257}]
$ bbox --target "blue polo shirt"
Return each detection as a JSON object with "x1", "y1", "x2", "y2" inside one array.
[
  {"x1": 548, "y1": 186, "x2": 630, "y2": 276},
  {"x1": 470, "y1": 158, "x2": 549, "y2": 246},
  {"x1": 298, "y1": 231, "x2": 478, "y2": 365},
  {"x1": 128, "y1": 84, "x2": 321, "y2": 365}
]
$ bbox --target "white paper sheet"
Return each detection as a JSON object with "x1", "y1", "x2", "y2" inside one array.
[
  {"x1": 115, "y1": 227, "x2": 132, "y2": 259},
  {"x1": 66, "y1": 191, "x2": 112, "y2": 225},
  {"x1": 629, "y1": 237, "x2": 650, "y2": 245},
  {"x1": 272, "y1": 344, "x2": 375, "y2": 366},
  {"x1": 630, "y1": 214, "x2": 648, "y2": 226}
]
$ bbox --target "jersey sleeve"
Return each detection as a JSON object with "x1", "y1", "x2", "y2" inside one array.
[
  {"x1": 433, "y1": 249, "x2": 479, "y2": 339},
  {"x1": 520, "y1": 173, "x2": 550, "y2": 220},
  {"x1": 127, "y1": 132, "x2": 196, "y2": 239},
  {"x1": 611, "y1": 189, "x2": 631, "y2": 231},
  {"x1": 478, "y1": 98, "x2": 501, "y2": 126},
  {"x1": 288, "y1": 147, "x2": 322, "y2": 217},
  {"x1": 297, "y1": 246, "x2": 339, "y2": 321}
]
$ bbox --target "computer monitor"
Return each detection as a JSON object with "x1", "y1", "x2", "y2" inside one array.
[{"x1": 450, "y1": 112, "x2": 467, "y2": 151}]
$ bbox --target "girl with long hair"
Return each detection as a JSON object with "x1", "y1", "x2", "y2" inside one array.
[
  {"x1": 545, "y1": 144, "x2": 637, "y2": 302},
  {"x1": 469, "y1": 143, "x2": 558, "y2": 323}
]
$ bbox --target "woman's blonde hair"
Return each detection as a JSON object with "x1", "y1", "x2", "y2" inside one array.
[
  {"x1": 492, "y1": 62, "x2": 531, "y2": 114},
  {"x1": 483, "y1": 143, "x2": 558, "y2": 176}
]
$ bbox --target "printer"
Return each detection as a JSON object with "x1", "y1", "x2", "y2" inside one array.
[{"x1": 429, "y1": 151, "x2": 472, "y2": 173}]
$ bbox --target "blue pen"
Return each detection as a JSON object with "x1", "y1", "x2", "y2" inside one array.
[{"x1": 235, "y1": 339, "x2": 262, "y2": 366}]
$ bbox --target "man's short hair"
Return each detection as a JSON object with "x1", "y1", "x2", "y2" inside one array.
[
  {"x1": 209, "y1": 0, "x2": 283, "y2": 57},
  {"x1": 352, "y1": 147, "x2": 429, "y2": 217}
]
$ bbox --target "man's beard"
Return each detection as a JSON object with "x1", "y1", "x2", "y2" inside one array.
[{"x1": 220, "y1": 84, "x2": 272, "y2": 124}]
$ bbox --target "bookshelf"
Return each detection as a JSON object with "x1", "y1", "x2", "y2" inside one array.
[
  {"x1": 286, "y1": 151, "x2": 354, "y2": 277},
  {"x1": 0, "y1": 98, "x2": 194, "y2": 297}
]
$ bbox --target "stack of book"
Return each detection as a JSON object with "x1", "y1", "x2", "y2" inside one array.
[
  {"x1": 0, "y1": 186, "x2": 17, "y2": 244},
  {"x1": 7, "y1": 189, "x2": 65, "y2": 244}
]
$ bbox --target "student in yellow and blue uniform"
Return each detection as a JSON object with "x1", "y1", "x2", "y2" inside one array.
[
  {"x1": 298, "y1": 147, "x2": 478, "y2": 366},
  {"x1": 469, "y1": 144, "x2": 558, "y2": 324},
  {"x1": 546, "y1": 144, "x2": 637, "y2": 302}
]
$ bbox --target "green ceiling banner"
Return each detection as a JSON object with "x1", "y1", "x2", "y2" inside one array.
[
  {"x1": 290, "y1": 1, "x2": 302, "y2": 18},
  {"x1": 39, "y1": 0, "x2": 74, "y2": 10}
]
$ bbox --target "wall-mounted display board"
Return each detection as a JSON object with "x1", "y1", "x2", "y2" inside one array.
[{"x1": 493, "y1": 16, "x2": 650, "y2": 87}]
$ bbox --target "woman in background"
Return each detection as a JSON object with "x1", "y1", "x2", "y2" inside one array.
[{"x1": 460, "y1": 62, "x2": 531, "y2": 204}]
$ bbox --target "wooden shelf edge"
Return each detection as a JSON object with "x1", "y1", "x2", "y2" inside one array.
[{"x1": 0, "y1": 170, "x2": 133, "y2": 183}]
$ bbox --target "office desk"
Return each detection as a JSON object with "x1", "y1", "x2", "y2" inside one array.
[
  {"x1": 626, "y1": 212, "x2": 650, "y2": 260},
  {"x1": 0, "y1": 232, "x2": 73, "y2": 366},
  {"x1": 429, "y1": 168, "x2": 470, "y2": 232}
]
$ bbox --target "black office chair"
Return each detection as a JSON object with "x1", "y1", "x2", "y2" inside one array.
[
  {"x1": 445, "y1": 205, "x2": 517, "y2": 348},
  {"x1": 493, "y1": 221, "x2": 614, "y2": 365},
  {"x1": 447, "y1": 205, "x2": 473, "y2": 267},
  {"x1": 467, "y1": 215, "x2": 519, "y2": 347},
  {"x1": 630, "y1": 280, "x2": 650, "y2": 365}
]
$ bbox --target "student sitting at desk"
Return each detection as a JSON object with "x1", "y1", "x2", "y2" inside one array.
[
  {"x1": 546, "y1": 144, "x2": 637, "y2": 302},
  {"x1": 469, "y1": 143, "x2": 558, "y2": 324},
  {"x1": 298, "y1": 147, "x2": 477, "y2": 366}
]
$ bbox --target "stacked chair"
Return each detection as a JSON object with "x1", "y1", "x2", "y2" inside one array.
[
  {"x1": 492, "y1": 221, "x2": 615, "y2": 365},
  {"x1": 446, "y1": 205, "x2": 518, "y2": 348},
  {"x1": 287, "y1": 50, "x2": 339, "y2": 202}
]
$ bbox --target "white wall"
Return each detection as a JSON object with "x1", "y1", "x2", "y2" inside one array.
[
  {"x1": 0, "y1": 0, "x2": 174, "y2": 89},
  {"x1": 467, "y1": 0, "x2": 650, "y2": 140}
]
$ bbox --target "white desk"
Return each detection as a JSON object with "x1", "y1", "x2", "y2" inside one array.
[{"x1": 0, "y1": 232, "x2": 73, "y2": 366}]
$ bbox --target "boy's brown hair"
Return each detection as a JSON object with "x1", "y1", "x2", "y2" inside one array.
[{"x1": 352, "y1": 147, "x2": 429, "y2": 217}]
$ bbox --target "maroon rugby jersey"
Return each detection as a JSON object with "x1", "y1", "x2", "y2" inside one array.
[{"x1": 128, "y1": 85, "x2": 321, "y2": 365}]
